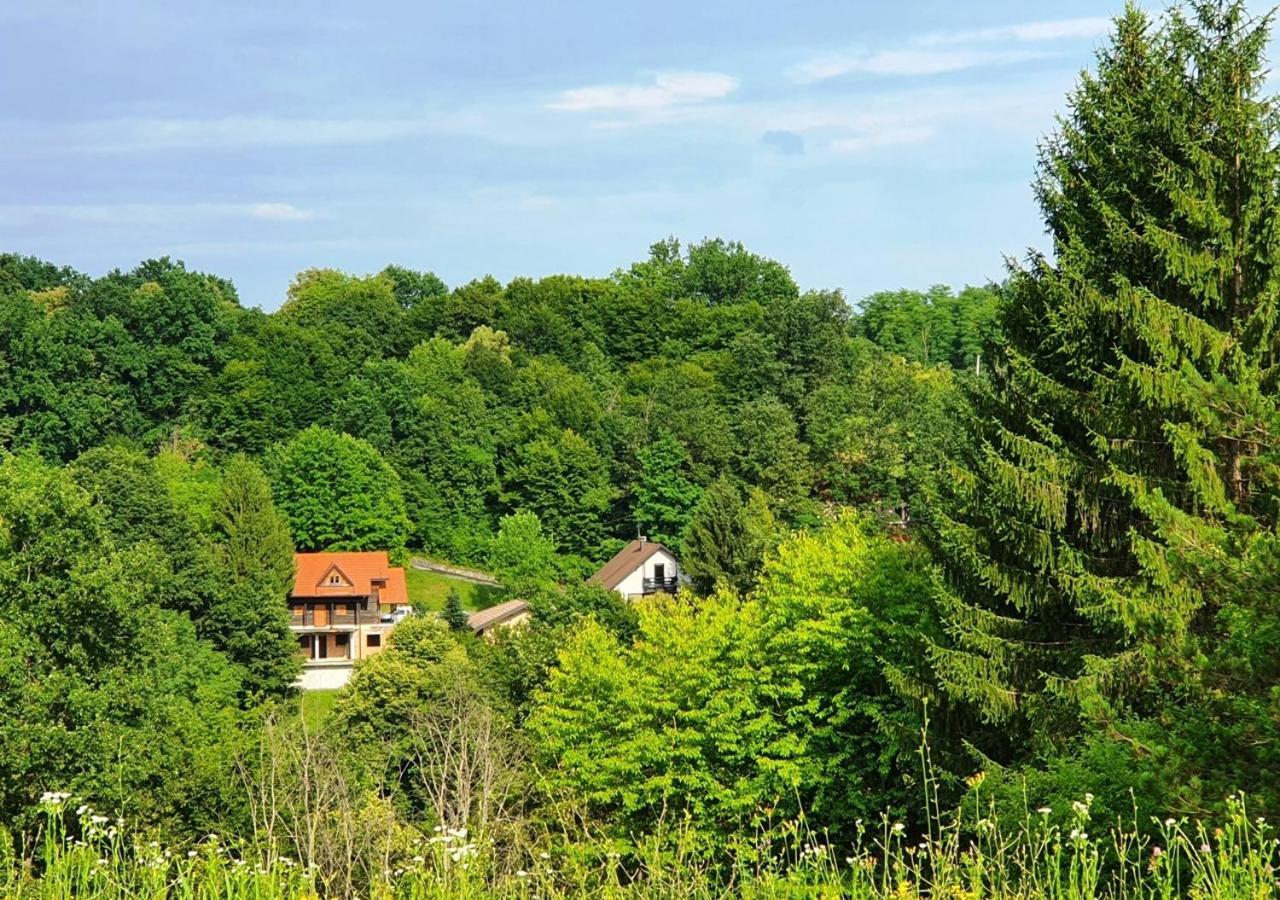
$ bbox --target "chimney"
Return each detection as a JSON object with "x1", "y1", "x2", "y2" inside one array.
[{"x1": 639, "y1": 535, "x2": 647, "y2": 544}]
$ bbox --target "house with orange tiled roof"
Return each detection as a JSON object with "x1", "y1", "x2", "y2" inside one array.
[{"x1": 289, "y1": 551, "x2": 409, "y2": 689}]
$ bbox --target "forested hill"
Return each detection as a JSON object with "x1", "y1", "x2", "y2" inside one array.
[{"x1": 0, "y1": 240, "x2": 995, "y2": 570}]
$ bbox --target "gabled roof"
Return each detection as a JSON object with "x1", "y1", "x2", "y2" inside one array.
[
  {"x1": 467, "y1": 599, "x2": 530, "y2": 633},
  {"x1": 291, "y1": 552, "x2": 409, "y2": 604},
  {"x1": 587, "y1": 539, "x2": 672, "y2": 591}
]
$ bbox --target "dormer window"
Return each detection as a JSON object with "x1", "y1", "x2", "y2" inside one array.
[{"x1": 328, "y1": 573, "x2": 342, "y2": 585}]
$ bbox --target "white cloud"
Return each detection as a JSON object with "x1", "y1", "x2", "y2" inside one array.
[
  {"x1": 249, "y1": 202, "x2": 315, "y2": 221},
  {"x1": 791, "y1": 16, "x2": 1110, "y2": 83},
  {"x1": 549, "y1": 71, "x2": 738, "y2": 112}
]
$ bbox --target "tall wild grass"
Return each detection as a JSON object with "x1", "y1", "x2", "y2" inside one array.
[{"x1": 5, "y1": 786, "x2": 1279, "y2": 898}]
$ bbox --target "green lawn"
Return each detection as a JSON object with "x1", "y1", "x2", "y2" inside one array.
[
  {"x1": 300, "y1": 689, "x2": 339, "y2": 731},
  {"x1": 404, "y1": 565, "x2": 504, "y2": 612}
]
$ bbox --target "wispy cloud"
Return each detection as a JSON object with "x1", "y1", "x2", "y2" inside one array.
[
  {"x1": 0, "y1": 113, "x2": 488, "y2": 156},
  {"x1": 790, "y1": 15, "x2": 1110, "y2": 83},
  {"x1": 249, "y1": 202, "x2": 315, "y2": 221},
  {"x1": 794, "y1": 48, "x2": 1047, "y2": 80},
  {"x1": 828, "y1": 125, "x2": 936, "y2": 155},
  {"x1": 548, "y1": 71, "x2": 738, "y2": 112},
  {"x1": 917, "y1": 17, "x2": 1110, "y2": 46},
  {"x1": 0, "y1": 202, "x2": 319, "y2": 227}
]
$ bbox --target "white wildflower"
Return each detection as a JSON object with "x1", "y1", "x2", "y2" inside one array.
[{"x1": 1037, "y1": 807, "x2": 1052, "y2": 816}]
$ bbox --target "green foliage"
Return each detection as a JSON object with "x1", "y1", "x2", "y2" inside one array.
[
  {"x1": 681, "y1": 477, "x2": 780, "y2": 594},
  {"x1": 487, "y1": 511, "x2": 559, "y2": 598},
  {"x1": 633, "y1": 430, "x2": 701, "y2": 551},
  {"x1": 211, "y1": 454, "x2": 295, "y2": 592},
  {"x1": 443, "y1": 587, "x2": 469, "y2": 630},
  {"x1": 853, "y1": 284, "x2": 999, "y2": 370},
  {"x1": 266, "y1": 425, "x2": 411, "y2": 554},
  {"x1": 278, "y1": 268, "x2": 404, "y2": 359},
  {"x1": 0, "y1": 453, "x2": 247, "y2": 835},
  {"x1": 500, "y1": 428, "x2": 616, "y2": 557},
  {"x1": 928, "y1": 0, "x2": 1280, "y2": 821},
  {"x1": 331, "y1": 615, "x2": 519, "y2": 823},
  {"x1": 805, "y1": 342, "x2": 963, "y2": 515},
  {"x1": 207, "y1": 455, "x2": 299, "y2": 697},
  {"x1": 0, "y1": 259, "x2": 232, "y2": 461},
  {"x1": 731, "y1": 395, "x2": 813, "y2": 518},
  {"x1": 752, "y1": 514, "x2": 945, "y2": 831},
  {"x1": 529, "y1": 594, "x2": 784, "y2": 848},
  {"x1": 530, "y1": 582, "x2": 639, "y2": 643}
]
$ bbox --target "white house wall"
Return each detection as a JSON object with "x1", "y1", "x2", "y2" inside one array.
[{"x1": 612, "y1": 549, "x2": 680, "y2": 599}]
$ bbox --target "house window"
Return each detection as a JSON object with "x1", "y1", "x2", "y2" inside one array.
[
  {"x1": 367, "y1": 634, "x2": 382, "y2": 648},
  {"x1": 328, "y1": 573, "x2": 341, "y2": 585},
  {"x1": 334, "y1": 633, "x2": 348, "y2": 647},
  {"x1": 653, "y1": 563, "x2": 665, "y2": 583}
]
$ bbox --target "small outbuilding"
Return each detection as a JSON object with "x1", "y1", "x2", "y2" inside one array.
[{"x1": 467, "y1": 599, "x2": 531, "y2": 637}]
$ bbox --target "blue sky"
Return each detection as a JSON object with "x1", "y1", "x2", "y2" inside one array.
[{"x1": 0, "y1": 1, "x2": 1167, "y2": 309}]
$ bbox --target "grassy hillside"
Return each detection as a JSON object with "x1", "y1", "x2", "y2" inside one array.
[{"x1": 404, "y1": 564, "x2": 504, "y2": 612}]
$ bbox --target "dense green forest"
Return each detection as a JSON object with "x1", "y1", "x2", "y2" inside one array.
[{"x1": 4, "y1": 1, "x2": 1280, "y2": 896}]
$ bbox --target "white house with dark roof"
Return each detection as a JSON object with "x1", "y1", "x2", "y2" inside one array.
[{"x1": 588, "y1": 537, "x2": 681, "y2": 600}]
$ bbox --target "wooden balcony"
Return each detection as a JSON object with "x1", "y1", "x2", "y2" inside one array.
[{"x1": 290, "y1": 606, "x2": 359, "y2": 628}]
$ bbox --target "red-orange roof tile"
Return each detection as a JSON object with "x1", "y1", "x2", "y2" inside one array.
[{"x1": 291, "y1": 552, "x2": 407, "y2": 604}]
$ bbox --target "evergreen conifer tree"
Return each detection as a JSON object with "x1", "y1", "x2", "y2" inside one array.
[
  {"x1": 443, "y1": 587, "x2": 469, "y2": 631},
  {"x1": 931, "y1": 0, "x2": 1280, "y2": 767}
]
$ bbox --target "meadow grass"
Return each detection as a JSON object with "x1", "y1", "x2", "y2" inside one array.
[
  {"x1": 9, "y1": 789, "x2": 1280, "y2": 899},
  {"x1": 404, "y1": 566, "x2": 504, "y2": 613},
  {"x1": 299, "y1": 690, "x2": 340, "y2": 732}
]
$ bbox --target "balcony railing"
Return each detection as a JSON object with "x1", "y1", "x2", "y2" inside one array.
[
  {"x1": 290, "y1": 608, "x2": 359, "y2": 627},
  {"x1": 642, "y1": 577, "x2": 679, "y2": 594}
]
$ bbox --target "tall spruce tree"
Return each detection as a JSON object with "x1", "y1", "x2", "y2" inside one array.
[{"x1": 931, "y1": 0, "x2": 1280, "y2": 773}]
